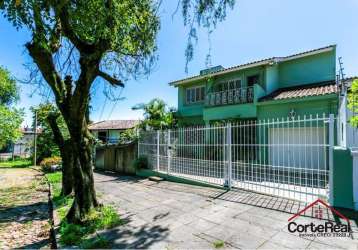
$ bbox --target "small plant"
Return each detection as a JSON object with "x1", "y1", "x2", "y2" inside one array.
[
  {"x1": 40, "y1": 156, "x2": 62, "y2": 172},
  {"x1": 133, "y1": 155, "x2": 148, "y2": 170},
  {"x1": 213, "y1": 240, "x2": 225, "y2": 249}
]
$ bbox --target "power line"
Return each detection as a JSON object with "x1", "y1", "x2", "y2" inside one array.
[{"x1": 98, "y1": 95, "x2": 108, "y2": 121}]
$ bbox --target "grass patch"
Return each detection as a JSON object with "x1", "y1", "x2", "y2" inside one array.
[
  {"x1": 213, "y1": 240, "x2": 225, "y2": 249},
  {"x1": 0, "y1": 159, "x2": 32, "y2": 168},
  {"x1": 46, "y1": 172, "x2": 62, "y2": 184},
  {"x1": 46, "y1": 172, "x2": 121, "y2": 248},
  {"x1": 45, "y1": 172, "x2": 73, "y2": 220},
  {"x1": 59, "y1": 206, "x2": 121, "y2": 248}
]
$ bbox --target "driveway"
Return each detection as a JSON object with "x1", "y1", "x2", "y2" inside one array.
[{"x1": 94, "y1": 171, "x2": 358, "y2": 249}]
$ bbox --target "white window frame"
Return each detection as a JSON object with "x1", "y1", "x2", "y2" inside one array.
[
  {"x1": 214, "y1": 78, "x2": 242, "y2": 92},
  {"x1": 185, "y1": 85, "x2": 205, "y2": 104}
]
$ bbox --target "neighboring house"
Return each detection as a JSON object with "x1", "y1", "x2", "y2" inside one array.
[
  {"x1": 170, "y1": 45, "x2": 339, "y2": 126},
  {"x1": 12, "y1": 127, "x2": 38, "y2": 157},
  {"x1": 0, "y1": 127, "x2": 41, "y2": 160},
  {"x1": 89, "y1": 120, "x2": 139, "y2": 144}
]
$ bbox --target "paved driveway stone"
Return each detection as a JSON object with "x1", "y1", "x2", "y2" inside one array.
[{"x1": 94, "y1": 171, "x2": 358, "y2": 249}]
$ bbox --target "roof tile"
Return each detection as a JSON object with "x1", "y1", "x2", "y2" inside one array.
[
  {"x1": 88, "y1": 120, "x2": 139, "y2": 130},
  {"x1": 259, "y1": 81, "x2": 337, "y2": 102}
]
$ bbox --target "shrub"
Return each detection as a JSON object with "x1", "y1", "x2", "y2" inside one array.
[
  {"x1": 132, "y1": 155, "x2": 148, "y2": 170},
  {"x1": 59, "y1": 222, "x2": 85, "y2": 245},
  {"x1": 40, "y1": 156, "x2": 62, "y2": 172}
]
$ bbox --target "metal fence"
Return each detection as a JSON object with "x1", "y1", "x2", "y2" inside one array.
[{"x1": 138, "y1": 114, "x2": 335, "y2": 204}]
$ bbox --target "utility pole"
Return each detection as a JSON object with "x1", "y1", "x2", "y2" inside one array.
[{"x1": 33, "y1": 111, "x2": 37, "y2": 166}]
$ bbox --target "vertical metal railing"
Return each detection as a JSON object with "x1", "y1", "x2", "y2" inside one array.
[
  {"x1": 138, "y1": 114, "x2": 334, "y2": 204},
  {"x1": 205, "y1": 86, "x2": 254, "y2": 106}
]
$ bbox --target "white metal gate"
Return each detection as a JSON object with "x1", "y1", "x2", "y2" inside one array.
[{"x1": 138, "y1": 114, "x2": 334, "y2": 204}]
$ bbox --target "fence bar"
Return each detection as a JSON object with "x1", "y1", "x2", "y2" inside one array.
[
  {"x1": 167, "y1": 129, "x2": 171, "y2": 174},
  {"x1": 156, "y1": 130, "x2": 160, "y2": 171},
  {"x1": 225, "y1": 123, "x2": 232, "y2": 188},
  {"x1": 329, "y1": 114, "x2": 334, "y2": 205}
]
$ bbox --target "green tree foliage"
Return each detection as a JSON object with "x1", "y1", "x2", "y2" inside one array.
[
  {"x1": 0, "y1": 66, "x2": 23, "y2": 148},
  {"x1": 133, "y1": 98, "x2": 176, "y2": 130},
  {"x1": 30, "y1": 103, "x2": 68, "y2": 162},
  {"x1": 0, "y1": 106, "x2": 23, "y2": 148},
  {"x1": 348, "y1": 79, "x2": 358, "y2": 127},
  {"x1": 0, "y1": 66, "x2": 19, "y2": 106}
]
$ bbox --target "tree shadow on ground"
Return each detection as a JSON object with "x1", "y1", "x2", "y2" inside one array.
[
  {"x1": 0, "y1": 201, "x2": 48, "y2": 224},
  {"x1": 119, "y1": 173, "x2": 345, "y2": 223},
  {"x1": 87, "y1": 214, "x2": 170, "y2": 249}
]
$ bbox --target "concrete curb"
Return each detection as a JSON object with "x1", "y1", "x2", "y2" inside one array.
[{"x1": 35, "y1": 168, "x2": 58, "y2": 249}]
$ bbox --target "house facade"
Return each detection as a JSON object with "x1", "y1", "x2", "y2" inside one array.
[
  {"x1": 89, "y1": 120, "x2": 139, "y2": 144},
  {"x1": 170, "y1": 45, "x2": 338, "y2": 126}
]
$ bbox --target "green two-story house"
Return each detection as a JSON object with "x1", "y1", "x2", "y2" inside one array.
[{"x1": 170, "y1": 45, "x2": 338, "y2": 126}]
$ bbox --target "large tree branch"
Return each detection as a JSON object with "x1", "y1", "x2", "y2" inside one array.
[
  {"x1": 26, "y1": 42, "x2": 66, "y2": 104},
  {"x1": 52, "y1": 1, "x2": 95, "y2": 53},
  {"x1": 97, "y1": 70, "x2": 124, "y2": 88}
]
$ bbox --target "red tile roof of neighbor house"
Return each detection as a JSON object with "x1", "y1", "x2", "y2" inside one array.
[
  {"x1": 88, "y1": 120, "x2": 140, "y2": 130},
  {"x1": 259, "y1": 81, "x2": 338, "y2": 102}
]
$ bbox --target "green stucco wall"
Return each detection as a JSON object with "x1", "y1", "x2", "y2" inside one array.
[
  {"x1": 177, "y1": 115, "x2": 205, "y2": 126},
  {"x1": 278, "y1": 50, "x2": 336, "y2": 87},
  {"x1": 332, "y1": 147, "x2": 354, "y2": 209},
  {"x1": 257, "y1": 95, "x2": 338, "y2": 120},
  {"x1": 203, "y1": 103, "x2": 257, "y2": 121},
  {"x1": 266, "y1": 64, "x2": 279, "y2": 93}
]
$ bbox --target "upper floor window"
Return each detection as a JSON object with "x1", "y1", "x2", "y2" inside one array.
[
  {"x1": 186, "y1": 86, "x2": 205, "y2": 104},
  {"x1": 213, "y1": 79, "x2": 241, "y2": 92}
]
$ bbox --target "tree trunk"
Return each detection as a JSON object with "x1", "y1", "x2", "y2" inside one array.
[
  {"x1": 46, "y1": 115, "x2": 74, "y2": 196},
  {"x1": 66, "y1": 128, "x2": 98, "y2": 223},
  {"x1": 60, "y1": 140, "x2": 75, "y2": 196}
]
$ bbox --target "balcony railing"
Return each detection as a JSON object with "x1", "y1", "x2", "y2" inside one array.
[{"x1": 205, "y1": 86, "x2": 254, "y2": 107}]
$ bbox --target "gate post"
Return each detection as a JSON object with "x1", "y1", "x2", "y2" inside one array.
[
  {"x1": 224, "y1": 123, "x2": 232, "y2": 188},
  {"x1": 329, "y1": 114, "x2": 334, "y2": 205},
  {"x1": 156, "y1": 130, "x2": 160, "y2": 171},
  {"x1": 167, "y1": 129, "x2": 171, "y2": 175},
  {"x1": 351, "y1": 150, "x2": 358, "y2": 210}
]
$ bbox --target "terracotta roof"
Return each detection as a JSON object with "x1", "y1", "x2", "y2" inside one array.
[
  {"x1": 20, "y1": 127, "x2": 43, "y2": 134},
  {"x1": 169, "y1": 45, "x2": 336, "y2": 86},
  {"x1": 88, "y1": 120, "x2": 140, "y2": 130},
  {"x1": 259, "y1": 81, "x2": 338, "y2": 102}
]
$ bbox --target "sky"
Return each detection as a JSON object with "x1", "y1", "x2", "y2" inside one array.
[{"x1": 0, "y1": 0, "x2": 357, "y2": 126}]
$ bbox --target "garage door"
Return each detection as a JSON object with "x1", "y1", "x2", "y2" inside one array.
[{"x1": 269, "y1": 127, "x2": 326, "y2": 170}]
